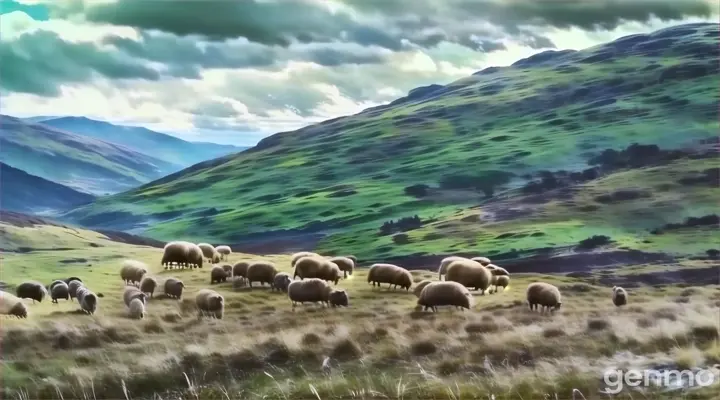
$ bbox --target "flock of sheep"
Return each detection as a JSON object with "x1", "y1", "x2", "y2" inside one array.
[{"x1": 0, "y1": 242, "x2": 631, "y2": 320}]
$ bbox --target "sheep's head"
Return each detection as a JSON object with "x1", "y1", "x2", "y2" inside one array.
[
  {"x1": 209, "y1": 295, "x2": 224, "y2": 309},
  {"x1": 10, "y1": 302, "x2": 28, "y2": 318},
  {"x1": 554, "y1": 302, "x2": 562, "y2": 310}
]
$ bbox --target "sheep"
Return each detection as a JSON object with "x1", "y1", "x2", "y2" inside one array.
[
  {"x1": 344, "y1": 255, "x2": 358, "y2": 264},
  {"x1": 163, "y1": 278, "x2": 185, "y2": 299},
  {"x1": 232, "y1": 261, "x2": 250, "y2": 282},
  {"x1": 612, "y1": 286, "x2": 628, "y2": 307},
  {"x1": 329, "y1": 289, "x2": 349, "y2": 307},
  {"x1": 50, "y1": 281, "x2": 70, "y2": 303},
  {"x1": 437, "y1": 256, "x2": 472, "y2": 280},
  {"x1": 487, "y1": 264, "x2": 509, "y2": 276},
  {"x1": 328, "y1": 256, "x2": 354, "y2": 278},
  {"x1": 16, "y1": 281, "x2": 47, "y2": 303},
  {"x1": 287, "y1": 278, "x2": 332, "y2": 308},
  {"x1": 294, "y1": 256, "x2": 342, "y2": 285},
  {"x1": 246, "y1": 261, "x2": 278, "y2": 287},
  {"x1": 49, "y1": 279, "x2": 66, "y2": 291},
  {"x1": 445, "y1": 259, "x2": 492, "y2": 294},
  {"x1": 0, "y1": 291, "x2": 28, "y2": 318},
  {"x1": 211, "y1": 252, "x2": 221, "y2": 264},
  {"x1": 215, "y1": 245, "x2": 232, "y2": 260},
  {"x1": 491, "y1": 275, "x2": 510, "y2": 293},
  {"x1": 162, "y1": 241, "x2": 189, "y2": 269},
  {"x1": 273, "y1": 272, "x2": 292, "y2": 292},
  {"x1": 221, "y1": 263, "x2": 233, "y2": 278},
  {"x1": 471, "y1": 257, "x2": 492, "y2": 266},
  {"x1": 367, "y1": 263, "x2": 413, "y2": 291},
  {"x1": 140, "y1": 276, "x2": 158, "y2": 298},
  {"x1": 210, "y1": 266, "x2": 228, "y2": 284},
  {"x1": 196, "y1": 289, "x2": 224, "y2": 319},
  {"x1": 128, "y1": 298, "x2": 145, "y2": 319},
  {"x1": 197, "y1": 243, "x2": 216, "y2": 261},
  {"x1": 186, "y1": 243, "x2": 205, "y2": 269},
  {"x1": 291, "y1": 251, "x2": 321, "y2": 267},
  {"x1": 63, "y1": 277, "x2": 83, "y2": 285},
  {"x1": 413, "y1": 279, "x2": 433, "y2": 298},
  {"x1": 417, "y1": 281, "x2": 474, "y2": 312},
  {"x1": 123, "y1": 286, "x2": 148, "y2": 307},
  {"x1": 76, "y1": 286, "x2": 98, "y2": 314},
  {"x1": 68, "y1": 280, "x2": 84, "y2": 301},
  {"x1": 120, "y1": 260, "x2": 148, "y2": 286},
  {"x1": 526, "y1": 282, "x2": 562, "y2": 313}
]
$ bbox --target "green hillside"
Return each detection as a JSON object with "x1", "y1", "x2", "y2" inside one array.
[{"x1": 64, "y1": 23, "x2": 720, "y2": 262}]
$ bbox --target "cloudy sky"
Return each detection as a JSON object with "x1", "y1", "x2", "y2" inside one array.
[{"x1": 0, "y1": 0, "x2": 717, "y2": 145}]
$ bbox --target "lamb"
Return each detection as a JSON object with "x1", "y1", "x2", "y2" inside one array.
[
  {"x1": 210, "y1": 266, "x2": 228, "y2": 284},
  {"x1": 329, "y1": 289, "x2": 349, "y2": 307},
  {"x1": 246, "y1": 261, "x2": 278, "y2": 287},
  {"x1": 287, "y1": 278, "x2": 332, "y2": 308},
  {"x1": 232, "y1": 261, "x2": 250, "y2": 282},
  {"x1": 612, "y1": 286, "x2": 628, "y2": 307},
  {"x1": 413, "y1": 279, "x2": 433, "y2": 298},
  {"x1": 272, "y1": 272, "x2": 292, "y2": 292},
  {"x1": 76, "y1": 286, "x2": 98, "y2": 315},
  {"x1": 417, "y1": 281, "x2": 474, "y2": 312},
  {"x1": 140, "y1": 276, "x2": 158, "y2": 298},
  {"x1": 221, "y1": 263, "x2": 233, "y2": 278},
  {"x1": 163, "y1": 278, "x2": 185, "y2": 299},
  {"x1": 291, "y1": 251, "x2": 321, "y2": 267},
  {"x1": 445, "y1": 259, "x2": 492, "y2": 294},
  {"x1": 215, "y1": 245, "x2": 232, "y2": 260},
  {"x1": 16, "y1": 281, "x2": 47, "y2": 303},
  {"x1": 437, "y1": 256, "x2": 472, "y2": 280},
  {"x1": 128, "y1": 298, "x2": 145, "y2": 319},
  {"x1": 123, "y1": 286, "x2": 148, "y2": 307},
  {"x1": 294, "y1": 256, "x2": 342, "y2": 284},
  {"x1": 526, "y1": 282, "x2": 562, "y2": 313},
  {"x1": 491, "y1": 275, "x2": 510, "y2": 293},
  {"x1": 50, "y1": 281, "x2": 70, "y2": 303},
  {"x1": 162, "y1": 241, "x2": 189, "y2": 269},
  {"x1": 367, "y1": 263, "x2": 413, "y2": 291},
  {"x1": 328, "y1": 256, "x2": 354, "y2": 278},
  {"x1": 120, "y1": 260, "x2": 148, "y2": 285},
  {"x1": 197, "y1": 243, "x2": 216, "y2": 262},
  {"x1": 0, "y1": 291, "x2": 28, "y2": 318},
  {"x1": 196, "y1": 289, "x2": 224, "y2": 319},
  {"x1": 68, "y1": 280, "x2": 84, "y2": 301}
]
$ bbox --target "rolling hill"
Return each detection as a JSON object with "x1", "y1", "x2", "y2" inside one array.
[
  {"x1": 63, "y1": 23, "x2": 720, "y2": 263},
  {"x1": 33, "y1": 116, "x2": 246, "y2": 167},
  {"x1": 0, "y1": 162, "x2": 96, "y2": 214},
  {"x1": 0, "y1": 115, "x2": 180, "y2": 195}
]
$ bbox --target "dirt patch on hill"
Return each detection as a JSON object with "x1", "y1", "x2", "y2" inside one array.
[{"x1": 0, "y1": 211, "x2": 66, "y2": 228}]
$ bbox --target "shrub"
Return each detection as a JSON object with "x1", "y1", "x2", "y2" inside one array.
[
  {"x1": 330, "y1": 338, "x2": 363, "y2": 361},
  {"x1": 587, "y1": 318, "x2": 611, "y2": 331},
  {"x1": 576, "y1": 235, "x2": 613, "y2": 251},
  {"x1": 404, "y1": 184, "x2": 430, "y2": 198},
  {"x1": 542, "y1": 327, "x2": 567, "y2": 338},
  {"x1": 411, "y1": 340, "x2": 438, "y2": 356}
]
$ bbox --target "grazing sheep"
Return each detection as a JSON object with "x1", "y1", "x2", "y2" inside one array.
[
  {"x1": 140, "y1": 276, "x2": 158, "y2": 298},
  {"x1": 198, "y1": 243, "x2": 216, "y2": 261},
  {"x1": 215, "y1": 245, "x2": 232, "y2": 260},
  {"x1": 445, "y1": 259, "x2": 492, "y2": 294},
  {"x1": 470, "y1": 257, "x2": 492, "y2": 266},
  {"x1": 211, "y1": 252, "x2": 221, "y2": 264},
  {"x1": 247, "y1": 261, "x2": 278, "y2": 288},
  {"x1": 437, "y1": 256, "x2": 472, "y2": 280},
  {"x1": 123, "y1": 286, "x2": 148, "y2": 307},
  {"x1": 128, "y1": 298, "x2": 145, "y2": 319},
  {"x1": 195, "y1": 289, "x2": 224, "y2": 319},
  {"x1": 273, "y1": 272, "x2": 292, "y2": 292},
  {"x1": 329, "y1": 289, "x2": 349, "y2": 307},
  {"x1": 68, "y1": 280, "x2": 84, "y2": 301},
  {"x1": 232, "y1": 261, "x2": 250, "y2": 282},
  {"x1": 328, "y1": 256, "x2": 354, "y2": 278},
  {"x1": 413, "y1": 279, "x2": 433, "y2": 298},
  {"x1": 0, "y1": 291, "x2": 28, "y2": 318},
  {"x1": 344, "y1": 255, "x2": 358, "y2": 264},
  {"x1": 221, "y1": 263, "x2": 233, "y2": 278},
  {"x1": 367, "y1": 263, "x2": 413, "y2": 291},
  {"x1": 63, "y1": 277, "x2": 83, "y2": 285},
  {"x1": 50, "y1": 281, "x2": 70, "y2": 303},
  {"x1": 120, "y1": 260, "x2": 148, "y2": 286},
  {"x1": 186, "y1": 242, "x2": 204, "y2": 268},
  {"x1": 526, "y1": 282, "x2": 562, "y2": 313},
  {"x1": 76, "y1": 287, "x2": 98, "y2": 315},
  {"x1": 16, "y1": 281, "x2": 47, "y2": 303},
  {"x1": 491, "y1": 275, "x2": 510, "y2": 293},
  {"x1": 210, "y1": 265, "x2": 228, "y2": 284},
  {"x1": 291, "y1": 251, "x2": 321, "y2": 268},
  {"x1": 294, "y1": 256, "x2": 342, "y2": 284},
  {"x1": 163, "y1": 278, "x2": 185, "y2": 299},
  {"x1": 417, "y1": 281, "x2": 474, "y2": 312},
  {"x1": 287, "y1": 278, "x2": 332, "y2": 308},
  {"x1": 162, "y1": 241, "x2": 189, "y2": 269},
  {"x1": 487, "y1": 264, "x2": 509, "y2": 276},
  {"x1": 612, "y1": 286, "x2": 628, "y2": 307},
  {"x1": 49, "y1": 279, "x2": 66, "y2": 291}
]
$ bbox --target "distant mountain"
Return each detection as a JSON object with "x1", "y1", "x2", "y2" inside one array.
[
  {"x1": 0, "y1": 162, "x2": 96, "y2": 214},
  {"x1": 0, "y1": 115, "x2": 180, "y2": 195},
  {"x1": 34, "y1": 116, "x2": 247, "y2": 167}
]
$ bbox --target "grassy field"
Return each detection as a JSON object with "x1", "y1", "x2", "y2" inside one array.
[
  {"x1": 1, "y1": 221, "x2": 719, "y2": 399},
  {"x1": 62, "y1": 23, "x2": 720, "y2": 262}
]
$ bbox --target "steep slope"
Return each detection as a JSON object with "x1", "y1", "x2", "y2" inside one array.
[
  {"x1": 35, "y1": 116, "x2": 246, "y2": 167},
  {"x1": 64, "y1": 23, "x2": 720, "y2": 262},
  {"x1": 0, "y1": 115, "x2": 179, "y2": 195},
  {"x1": 0, "y1": 162, "x2": 96, "y2": 214}
]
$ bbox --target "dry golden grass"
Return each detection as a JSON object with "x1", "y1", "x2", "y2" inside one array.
[{"x1": 1, "y1": 245, "x2": 719, "y2": 399}]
